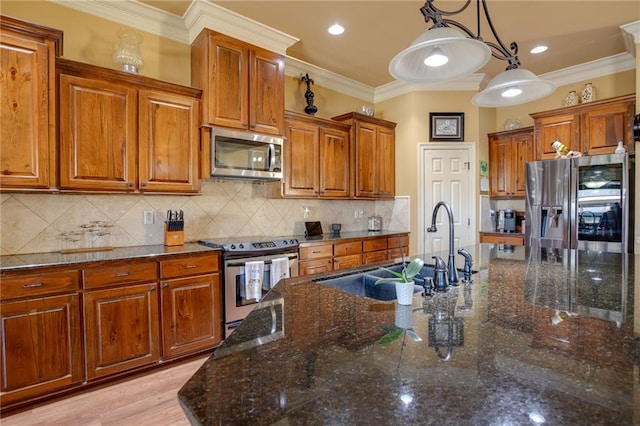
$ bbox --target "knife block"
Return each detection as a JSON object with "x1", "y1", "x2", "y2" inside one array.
[{"x1": 164, "y1": 223, "x2": 184, "y2": 246}]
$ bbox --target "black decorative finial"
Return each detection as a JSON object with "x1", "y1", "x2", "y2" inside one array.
[{"x1": 301, "y1": 73, "x2": 318, "y2": 116}]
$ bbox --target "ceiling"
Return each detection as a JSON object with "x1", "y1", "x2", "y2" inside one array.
[{"x1": 140, "y1": 1, "x2": 639, "y2": 88}]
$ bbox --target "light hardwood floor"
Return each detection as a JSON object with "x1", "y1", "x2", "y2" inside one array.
[{"x1": 2, "y1": 356, "x2": 208, "y2": 426}]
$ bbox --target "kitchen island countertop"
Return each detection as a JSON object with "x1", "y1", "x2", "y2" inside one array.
[{"x1": 179, "y1": 244, "x2": 639, "y2": 425}]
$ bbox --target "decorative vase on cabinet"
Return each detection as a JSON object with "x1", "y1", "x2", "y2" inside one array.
[
  {"x1": 563, "y1": 91, "x2": 578, "y2": 107},
  {"x1": 581, "y1": 83, "x2": 595, "y2": 103}
]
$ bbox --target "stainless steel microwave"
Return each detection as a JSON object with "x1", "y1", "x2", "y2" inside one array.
[{"x1": 211, "y1": 128, "x2": 284, "y2": 180}]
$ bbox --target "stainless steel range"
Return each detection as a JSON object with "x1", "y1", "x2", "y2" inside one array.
[{"x1": 199, "y1": 237, "x2": 299, "y2": 336}]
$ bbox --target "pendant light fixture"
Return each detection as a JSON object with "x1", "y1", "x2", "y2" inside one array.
[{"x1": 389, "y1": 0, "x2": 556, "y2": 107}]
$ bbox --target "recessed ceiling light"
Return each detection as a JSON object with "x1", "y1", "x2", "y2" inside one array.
[
  {"x1": 530, "y1": 45, "x2": 548, "y2": 54},
  {"x1": 328, "y1": 23, "x2": 344, "y2": 35}
]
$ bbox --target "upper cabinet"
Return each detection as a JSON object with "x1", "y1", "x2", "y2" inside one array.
[
  {"x1": 488, "y1": 127, "x2": 534, "y2": 199},
  {"x1": 0, "y1": 16, "x2": 62, "y2": 191},
  {"x1": 276, "y1": 111, "x2": 350, "y2": 199},
  {"x1": 57, "y1": 59, "x2": 201, "y2": 194},
  {"x1": 531, "y1": 94, "x2": 635, "y2": 160},
  {"x1": 332, "y1": 112, "x2": 397, "y2": 199},
  {"x1": 191, "y1": 30, "x2": 285, "y2": 136}
]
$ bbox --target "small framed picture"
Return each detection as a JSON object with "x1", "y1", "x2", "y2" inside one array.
[{"x1": 429, "y1": 112, "x2": 464, "y2": 142}]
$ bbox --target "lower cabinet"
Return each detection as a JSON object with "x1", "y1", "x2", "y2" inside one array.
[
  {"x1": 83, "y1": 282, "x2": 160, "y2": 379},
  {"x1": 0, "y1": 251, "x2": 222, "y2": 413},
  {"x1": 0, "y1": 293, "x2": 83, "y2": 406},
  {"x1": 299, "y1": 234, "x2": 410, "y2": 276}
]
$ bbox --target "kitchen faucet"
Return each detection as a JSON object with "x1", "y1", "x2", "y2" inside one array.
[{"x1": 426, "y1": 201, "x2": 459, "y2": 286}]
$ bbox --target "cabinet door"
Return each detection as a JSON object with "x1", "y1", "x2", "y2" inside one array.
[
  {"x1": 535, "y1": 113, "x2": 579, "y2": 159},
  {"x1": 138, "y1": 90, "x2": 200, "y2": 193},
  {"x1": 334, "y1": 254, "x2": 362, "y2": 271},
  {"x1": 581, "y1": 100, "x2": 634, "y2": 155},
  {"x1": 160, "y1": 274, "x2": 222, "y2": 358},
  {"x1": 0, "y1": 31, "x2": 54, "y2": 190},
  {"x1": 376, "y1": 126, "x2": 396, "y2": 198},
  {"x1": 283, "y1": 119, "x2": 318, "y2": 197},
  {"x1": 363, "y1": 250, "x2": 387, "y2": 265},
  {"x1": 59, "y1": 74, "x2": 137, "y2": 191},
  {"x1": 0, "y1": 294, "x2": 82, "y2": 404},
  {"x1": 319, "y1": 127, "x2": 349, "y2": 198},
  {"x1": 299, "y1": 258, "x2": 333, "y2": 276},
  {"x1": 206, "y1": 34, "x2": 249, "y2": 130},
  {"x1": 84, "y1": 282, "x2": 159, "y2": 379},
  {"x1": 512, "y1": 133, "x2": 534, "y2": 196},
  {"x1": 353, "y1": 122, "x2": 377, "y2": 198},
  {"x1": 249, "y1": 46, "x2": 284, "y2": 135},
  {"x1": 489, "y1": 137, "x2": 510, "y2": 198}
]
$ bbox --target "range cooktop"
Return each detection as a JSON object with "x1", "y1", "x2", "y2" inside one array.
[{"x1": 198, "y1": 236, "x2": 300, "y2": 253}]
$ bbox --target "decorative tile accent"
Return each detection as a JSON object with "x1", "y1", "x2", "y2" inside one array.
[{"x1": 0, "y1": 181, "x2": 408, "y2": 255}]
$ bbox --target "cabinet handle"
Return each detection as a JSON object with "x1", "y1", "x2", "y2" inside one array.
[
  {"x1": 184, "y1": 264, "x2": 198, "y2": 269},
  {"x1": 150, "y1": 285, "x2": 156, "y2": 291},
  {"x1": 162, "y1": 282, "x2": 169, "y2": 288},
  {"x1": 312, "y1": 250, "x2": 322, "y2": 254},
  {"x1": 114, "y1": 272, "x2": 130, "y2": 277},
  {"x1": 127, "y1": 183, "x2": 134, "y2": 188},
  {"x1": 23, "y1": 282, "x2": 43, "y2": 288},
  {"x1": 141, "y1": 182, "x2": 147, "y2": 187}
]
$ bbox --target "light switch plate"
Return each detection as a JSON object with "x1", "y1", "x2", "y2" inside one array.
[{"x1": 143, "y1": 210, "x2": 154, "y2": 224}]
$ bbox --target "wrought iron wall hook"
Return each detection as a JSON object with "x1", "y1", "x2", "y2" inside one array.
[{"x1": 301, "y1": 73, "x2": 318, "y2": 116}]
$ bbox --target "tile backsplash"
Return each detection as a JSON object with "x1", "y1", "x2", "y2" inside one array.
[{"x1": 0, "y1": 180, "x2": 410, "y2": 255}]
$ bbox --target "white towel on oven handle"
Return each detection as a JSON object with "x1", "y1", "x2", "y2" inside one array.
[
  {"x1": 244, "y1": 261, "x2": 264, "y2": 301},
  {"x1": 270, "y1": 257, "x2": 290, "y2": 288}
]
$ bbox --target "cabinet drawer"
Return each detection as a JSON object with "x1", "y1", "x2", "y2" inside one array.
[
  {"x1": 1, "y1": 270, "x2": 79, "y2": 300},
  {"x1": 299, "y1": 258, "x2": 333, "y2": 276},
  {"x1": 387, "y1": 235, "x2": 409, "y2": 248},
  {"x1": 333, "y1": 241, "x2": 362, "y2": 257},
  {"x1": 388, "y1": 247, "x2": 409, "y2": 260},
  {"x1": 363, "y1": 250, "x2": 387, "y2": 264},
  {"x1": 363, "y1": 238, "x2": 387, "y2": 252},
  {"x1": 83, "y1": 262, "x2": 158, "y2": 289},
  {"x1": 299, "y1": 244, "x2": 333, "y2": 260},
  {"x1": 160, "y1": 255, "x2": 219, "y2": 279}
]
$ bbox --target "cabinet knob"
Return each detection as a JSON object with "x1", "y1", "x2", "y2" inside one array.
[
  {"x1": 127, "y1": 183, "x2": 134, "y2": 188},
  {"x1": 162, "y1": 282, "x2": 168, "y2": 288},
  {"x1": 150, "y1": 285, "x2": 157, "y2": 291},
  {"x1": 141, "y1": 182, "x2": 147, "y2": 187}
]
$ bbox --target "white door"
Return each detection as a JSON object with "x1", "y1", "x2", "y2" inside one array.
[{"x1": 418, "y1": 143, "x2": 476, "y2": 255}]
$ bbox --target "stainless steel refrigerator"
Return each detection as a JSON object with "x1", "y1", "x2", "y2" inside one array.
[{"x1": 525, "y1": 153, "x2": 633, "y2": 253}]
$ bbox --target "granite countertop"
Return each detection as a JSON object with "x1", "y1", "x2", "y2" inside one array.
[
  {"x1": 0, "y1": 243, "x2": 220, "y2": 272},
  {"x1": 179, "y1": 244, "x2": 638, "y2": 425},
  {"x1": 297, "y1": 230, "x2": 409, "y2": 245}
]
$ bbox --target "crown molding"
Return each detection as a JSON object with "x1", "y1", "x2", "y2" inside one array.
[
  {"x1": 285, "y1": 57, "x2": 375, "y2": 102},
  {"x1": 184, "y1": 0, "x2": 298, "y2": 55},
  {"x1": 52, "y1": 0, "x2": 188, "y2": 43},
  {"x1": 374, "y1": 74, "x2": 484, "y2": 103},
  {"x1": 541, "y1": 53, "x2": 636, "y2": 87}
]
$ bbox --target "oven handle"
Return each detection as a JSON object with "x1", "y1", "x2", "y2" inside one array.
[{"x1": 225, "y1": 254, "x2": 298, "y2": 268}]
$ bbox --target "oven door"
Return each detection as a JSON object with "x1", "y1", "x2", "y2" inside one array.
[{"x1": 224, "y1": 252, "x2": 298, "y2": 326}]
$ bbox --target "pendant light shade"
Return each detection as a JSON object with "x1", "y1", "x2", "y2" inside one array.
[
  {"x1": 389, "y1": 27, "x2": 491, "y2": 83},
  {"x1": 471, "y1": 68, "x2": 557, "y2": 107}
]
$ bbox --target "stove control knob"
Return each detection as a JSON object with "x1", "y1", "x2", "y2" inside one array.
[
  {"x1": 239, "y1": 244, "x2": 244, "y2": 249},
  {"x1": 230, "y1": 244, "x2": 236, "y2": 250},
  {"x1": 282, "y1": 240, "x2": 288, "y2": 245}
]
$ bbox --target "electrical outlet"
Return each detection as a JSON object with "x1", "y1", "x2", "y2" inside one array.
[
  {"x1": 354, "y1": 209, "x2": 364, "y2": 218},
  {"x1": 143, "y1": 210, "x2": 154, "y2": 225},
  {"x1": 303, "y1": 206, "x2": 311, "y2": 219}
]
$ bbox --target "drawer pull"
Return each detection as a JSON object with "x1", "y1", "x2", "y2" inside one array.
[
  {"x1": 184, "y1": 264, "x2": 198, "y2": 269},
  {"x1": 23, "y1": 282, "x2": 43, "y2": 288},
  {"x1": 114, "y1": 272, "x2": 131, "y2": 277},
  {"x1": 312, "y1": 250, "x2": 321, "y2": 254}
]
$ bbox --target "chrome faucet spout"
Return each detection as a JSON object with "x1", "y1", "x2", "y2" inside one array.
[{"x1": 427, "y1": 201, "x2": 459, "y2": 285}]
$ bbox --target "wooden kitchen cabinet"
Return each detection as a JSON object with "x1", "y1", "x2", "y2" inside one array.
[
  {"x1": 488, "y1": 127, "x2": 534, "y2": 198},
  {"x1": 83, "y1": 262, "x2": 160, "y2": 379},
  {"x1": 191, "y1": 29, "x2": 284, "y2": 135},
  {"x1": 332, "y1": 112, "x2": 396, "y2": 199},
  {"x1": 0, "y1": 269, "x2": 82, "y2": 406},
  {"x1": 299, "y1": 243, "x2": 334, "y2": 276},
  {"x1": 531, "y1": 94, "x2": 635, "y2": 159},
  {"x1": 57, "y1": 59, "x2": 201, "y2": 193},
  {"x1": 363, "y1": 237, "x2": 388, "y2": 264},
  {"x1": 159, "y1": 253, "x2": 223, "y2": 359},
  {"x1": 276, "y1": 111, "x2": 350, "y2": 198},
  {"x1": 333, "y1": 241, "x2": 362, "y2": 270},
  {"x1": 0, "y1": 16, "x2": 62, "y2": 191}
]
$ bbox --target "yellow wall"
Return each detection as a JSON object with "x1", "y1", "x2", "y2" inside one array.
[
  {"x1": 1, "y1": 1, "x2": 191, "y2": 86},
  {"x1": 284, "y1": 75, "x2": 372, "y2": 119}
]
